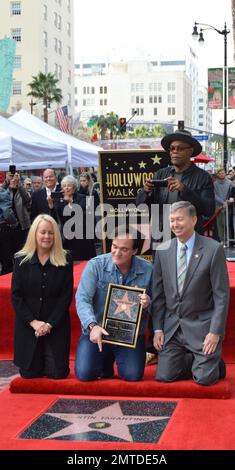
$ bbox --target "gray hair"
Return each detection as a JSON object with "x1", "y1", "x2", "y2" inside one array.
[
  {"x1": 61, "y1": 175, "x2": 78, "y2": 191},
  {"x1": 170, "y1": 201, "x2": 197, "y2": 217}
]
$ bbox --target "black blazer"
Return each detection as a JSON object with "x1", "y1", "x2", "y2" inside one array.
[
  {"x1": 31, "y1": 186, "x2": 60, "y2": 221},
  {"x1": 11, "y1": 253, "x2": 73, "y2": 370}
]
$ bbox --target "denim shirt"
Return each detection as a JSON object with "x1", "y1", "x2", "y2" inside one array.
[{"x1": 76, "y1": 253, "x2": 153, "y2": 335}]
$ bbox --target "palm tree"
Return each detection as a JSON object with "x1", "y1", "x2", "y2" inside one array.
[
  {"x1": 27, "y1": 72, "x2": 63, "y2": 122},
  {"x1": 96, "y1": 112, "x2": 119, "y2": 139}
]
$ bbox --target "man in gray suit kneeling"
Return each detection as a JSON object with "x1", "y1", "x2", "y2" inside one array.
[{"x1": 152, "y1": 201, "x2": 229, "y2": 385}]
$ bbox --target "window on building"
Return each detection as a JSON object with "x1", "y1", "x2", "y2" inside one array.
[
  {"x1": 67, "y1": 0, "x2": 71, "y2": 11},
  {"x1": 140, "y1": 96, "x2": 144, "y2": 104},
  {"x1": 140, "y1": 108, "x2": 144, "y2": 116},
  {"x1": 167, "y1": 82, "x2": 176, "y2": 91},
  {"x1": 104, "y1": 99, "x2": 107, "y2": 106},
  {"x1": 91, "y1": 87, "x2": 95, "y2": 94},
  {"x1": 75, "y1": 99, "x2": 78, "y2": 106},
  {"x1": 68, "y1": 93, "x2": 71, "y2": 106},
  {"x1": 136, "y1": 96, "x2": 139, "y2": 104},
  {"x1": 58, "y1": 15, "x2": 62, "y2": 30},
  {"x1": 67, "y1": 46, "x2": 71, "y2": 60},
  {"x1": 67, "y1": 22, "x2": 71, "y2": 36},
  {"x1": 158, "y1": 96, "x2": 162, "y2": 103},
  {"x1": 14, "y1": 55, "x2": 21, "y2": 69},
  {"x1": 199, "y1": 106, "x2": 203, "y2": 110},
  {"x1": 154, "y1": 96, "x2": 157, "y2": 103},
  {"x1": 199, "y1": 114, "x2": 203, "y2": 118},
  {"x1": 59, "y1": 65, "x2": 62, "y2": 80},
  {"x1": 12, "y1": 81, "x2": 22, "y2": 95},
  {"x1": 100, "y1": 99, "x2": 103, "y2": 105},
  {"x1": 11, "y1": 2, "x2": 21, "y2": 15},
  {"x1": 54, "y1": 63, "x2": 58, "y2": 78},
  {"x1": 83, "y1": 87, "x2": 86, "y2": 94},
  {"x1": 58, "y1": 40, "x2": 62, "y2": 55},
  {"x1": 167, "y1": 94, "x2": 176, "y2": 103},
  {"x1": 44, "y1": 57, "x2": 48, "y2": 73},
  {"x1": 83, "y1": 99, "x2": 86, "y2": 106},
  {"x1": 68, "y1": 70, "x2": 71, "y2": 84},
  {"x1": 75, "y1": 87, "x2": 78, "y2": 94},
  {"x1": 54, "y1": 38, "x2": 58, "y2": 52},
  {"x1": 199, "y1": 122, "x2": 203, "y2": 126},
  {"x1": 154, "y1": 108, "x2": 158, "y2": 116},
  {"x1": 54, "y1": 12, "x2": 58, "y2": 27},
  {"x1": 104, "y1": 86, "x2": 107, "y2": 94},
  {"x1": 168, "y1": 107, "x2": 176, "y2": 115},
  {"x1": 43, "y1": 31, "x2": 48, "y2": 47},
  {"x1": 149, "y1": 96, "x2": 153, "y2": 103},
  {"x1": 11, "y1": 28, "x2": 21, "y2": 42},
  {"x1": 131, "y1": 108, "x2": 136, "y2": 115},
  {"x1": 100, "y1": 86, "x2": 103, "y2": 94},
  {"x1": 43, "y1": 4, "x2": 47, "y2": 20}
]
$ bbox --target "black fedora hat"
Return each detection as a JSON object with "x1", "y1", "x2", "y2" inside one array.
[{"x1": 161, "y1": 130, "x2": 202, "y2": 157}]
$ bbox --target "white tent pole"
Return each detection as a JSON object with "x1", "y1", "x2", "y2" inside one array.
[{"x1": 67, "y1": 144, "x2": 73, "y2": 175}]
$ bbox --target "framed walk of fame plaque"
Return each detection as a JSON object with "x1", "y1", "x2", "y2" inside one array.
[{"x1": 102, "y1": 283, "x2": 146, "y2": 348}]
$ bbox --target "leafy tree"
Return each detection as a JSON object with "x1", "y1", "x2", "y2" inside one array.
[
  {"x1": 27, "y1": 72, "x2": 62, "y2": 122},
  {"x1": 96, "y1": 112, "x2": 119, "y2": 139}
]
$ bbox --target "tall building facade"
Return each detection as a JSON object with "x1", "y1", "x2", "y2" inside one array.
[
  {"x1": 0, "y1": 0, "x2": 74, "y2": 120},
  {"x1": 74, "y1": 55, "x2": 196, "y2": 128}
]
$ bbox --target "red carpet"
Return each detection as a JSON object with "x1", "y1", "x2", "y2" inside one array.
[{"x1": 9, "y1": 367, "x2": 231, "y2": 399}]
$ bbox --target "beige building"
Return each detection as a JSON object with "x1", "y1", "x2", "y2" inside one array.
[
  {"x1": 0, "y1": 0, "x2": 74, "y2": 121},
  {"x1": 75, "y1": 59, "x2": 193, "y2": 128}
]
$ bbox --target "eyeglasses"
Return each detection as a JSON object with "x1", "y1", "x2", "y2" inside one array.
[{"x1": 169, "y1": 145, "x2": 192, "y2": 152}]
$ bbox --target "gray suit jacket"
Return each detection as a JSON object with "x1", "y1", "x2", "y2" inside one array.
[{"x1": 151, "y1": 233, "x2": 230, "y2": 350}]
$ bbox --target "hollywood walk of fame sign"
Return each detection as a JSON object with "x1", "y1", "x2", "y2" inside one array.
[
  {"x1": 98, "y1": 149, "x2": 170, "y2": 257},
  {"x1": 102, "y1": 284, "x2": 145, "y2": 347}
]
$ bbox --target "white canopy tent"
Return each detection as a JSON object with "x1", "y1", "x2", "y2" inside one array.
[
  {"x1": 10, "y1": 109, "x2": 101, "y2": 168},
  {"x1": 0, "y1": 115, "x2": 68, "y2": 170}
]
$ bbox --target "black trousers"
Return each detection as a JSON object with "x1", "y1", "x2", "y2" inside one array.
[{"x1": 19, "y1": 337, "x2": 70, "y2": 379}]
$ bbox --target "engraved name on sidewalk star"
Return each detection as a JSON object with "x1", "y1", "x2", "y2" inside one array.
[
  {"x1": 113, "y1": 291, "x2": 137, "y2": 318},
  {"x1": 46, "y1": 402, "x2": 170, "y2": 442}
]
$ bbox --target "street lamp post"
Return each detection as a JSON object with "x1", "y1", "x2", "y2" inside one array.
[{"x1": 192, "y1": 22, "x2": 230, "y2": 171}]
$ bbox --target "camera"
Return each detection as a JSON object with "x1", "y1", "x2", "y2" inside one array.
[
  {"x1": 51, "y1": 191, "x2": 64, "y2": 200},
  {"x1": 9, "y1": 165, "x2": 16, "y2": 175},
  {"x1": 151, "y1": 178, "x2": 169, "y2": 187}
]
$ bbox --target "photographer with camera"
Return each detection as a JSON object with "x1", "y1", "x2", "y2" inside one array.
[
  {"x1": 137, "y1": 129, "x2": 215, "y2": 237},
  {"x1": 1, "y1": 167, "x2": 31, "y2": 274},
  {"x1": 31, "y1": 169, "x2": 60, "y2": 221}
]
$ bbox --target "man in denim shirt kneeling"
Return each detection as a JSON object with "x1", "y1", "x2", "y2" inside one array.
[{"x1": 75, "y1": 227, "x2": 153, "y2": 381}]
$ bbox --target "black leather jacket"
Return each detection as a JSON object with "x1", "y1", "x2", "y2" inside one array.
[{"x1": 136, "y1": 164, "x2": 215, "y2": 234}]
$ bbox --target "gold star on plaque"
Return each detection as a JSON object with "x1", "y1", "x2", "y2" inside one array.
[
  {"x1": 151, "y1": 155, "x2": 162, "y2": 165},
  {"x1": 139, "y1": 161, "x2": 146, "y2": 169},
  {"x1": 113, "y1": 292, "x2": 137, "y2": 319}
]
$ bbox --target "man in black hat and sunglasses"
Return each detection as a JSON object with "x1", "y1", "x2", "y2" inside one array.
[
  {"x1": 137, "y1": 129, "x2": 215, "y2": 237},
  {"x1": 136, "y1": 129, "x2": 215, "y2": 365}
]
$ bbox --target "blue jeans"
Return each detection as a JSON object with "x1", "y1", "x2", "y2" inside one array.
[{"x1": 75, "y1": 334, "x2": 146, "y2": 382}]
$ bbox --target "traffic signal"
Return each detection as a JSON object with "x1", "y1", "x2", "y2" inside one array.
[
  {"x1": 178, "y1": 120, "x2": 185, "y2": 130},
  {"x1": 119, "y1": 117, "x2": 126, "y2": 133}
]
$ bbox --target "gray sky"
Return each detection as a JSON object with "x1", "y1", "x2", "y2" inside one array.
[{"x1": 74, "y1": 0, "x2": 234, "y2": 134}]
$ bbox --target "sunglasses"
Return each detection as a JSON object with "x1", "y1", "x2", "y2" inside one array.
[{"x1": 169, "y1": 145, "x2": 192, "y2": 152}]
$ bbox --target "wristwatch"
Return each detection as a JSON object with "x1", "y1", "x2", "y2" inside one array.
[{"x1": 88, "y1": 322, "x2": 97, "y2": 332}]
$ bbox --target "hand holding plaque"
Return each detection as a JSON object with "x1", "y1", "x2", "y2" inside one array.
[{"x1": 102, "y1": 284, "x2": 146, "y2": 348}]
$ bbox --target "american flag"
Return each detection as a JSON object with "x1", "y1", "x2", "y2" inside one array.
[{"x1": 55, "y1": 105, "x2": 69, "y2": 133}]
